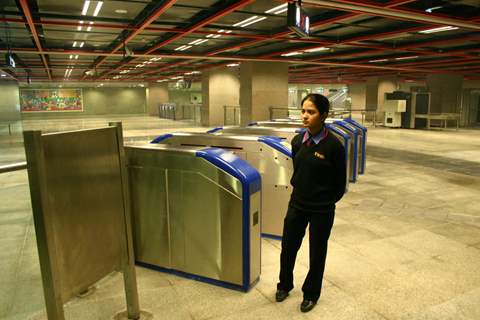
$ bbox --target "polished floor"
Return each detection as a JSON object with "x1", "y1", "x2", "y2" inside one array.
[{"x1": 1, "y1": 115, "x2": 479, "y2": 320}]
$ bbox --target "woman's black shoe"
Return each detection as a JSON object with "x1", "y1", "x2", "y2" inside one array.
[
  {"x1": 275, "y1": 289, "x2": 289, "y2": 302},
  {"x1": 300, "y1": 299, "x2": 317, "y2": 312}
]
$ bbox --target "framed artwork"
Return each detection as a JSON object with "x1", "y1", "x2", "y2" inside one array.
[{"x1": 20, "y1": 89, "x2": 83, "y2": 112}]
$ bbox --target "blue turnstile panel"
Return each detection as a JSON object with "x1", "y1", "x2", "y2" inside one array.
[{"x1": 344, "y1": 118, "x2": 367, "y2": 174}]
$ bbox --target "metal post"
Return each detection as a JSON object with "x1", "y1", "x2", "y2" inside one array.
[
  {"x1": 223, "y1": 105, "x2": 227, "y2": 125},
  {"x1": 24, "y1": 131, "x2": 66, "y2": 320},
  {"x1": 109, "y1": 122, "x2": 141, "y2": 320}
]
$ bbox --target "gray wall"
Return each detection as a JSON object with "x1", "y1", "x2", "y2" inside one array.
[
  {"x1": 0, "y1": 80, "x2": 21, "y2": 122},
  {"x1": 21, "y1": 87, "x2": 147, "y2": 119}
]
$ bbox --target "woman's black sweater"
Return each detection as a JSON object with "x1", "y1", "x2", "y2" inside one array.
[{"x1": 289, "y1": 131, "x2": 347, "y2": 213}]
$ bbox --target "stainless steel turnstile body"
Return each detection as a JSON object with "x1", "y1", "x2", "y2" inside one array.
[
  {"x1": 125, "y1": 144, "x2": 261, "y2": 291},
  {"x1": 150, "y1": 132, "x2": 292, "y2": 238},
  {"x1": 211, "y1": 126, "x2": 352, "y2": 187}
]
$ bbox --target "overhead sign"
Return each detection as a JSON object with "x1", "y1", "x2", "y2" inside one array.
[
  {"x1": 5, "y1": 53, "x2": 15, "y2": 68},
  {"x1": 287, "y1": 2, "x2": 310, "y2": 38}
]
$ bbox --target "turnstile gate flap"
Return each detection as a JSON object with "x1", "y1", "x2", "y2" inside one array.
[
  {"x1": 196, "y1": 147, "x2": 261, "y2": 195},
  {"x1": 206, "y1": 127, "x2": 223, "y2": 134},
  {"x1": 196, "y1": 147, "x2": 261, "y2": 289},
  {"x1": 257, "y1": 136, "x2": 292, "y2": 158},
  {"x1": 325, "y1": 123, "x2": 351, "y2": 160},
  {"x1": 344, "y1": 118, "x2": 367, "y2": 132},
  {"x1": 151, "y1": 133, "x2": 173, "y2": 144}
]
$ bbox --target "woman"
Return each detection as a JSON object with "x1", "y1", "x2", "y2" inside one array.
[{"x1": 275, "y1": 93, "x2": 346, "y2": 313}]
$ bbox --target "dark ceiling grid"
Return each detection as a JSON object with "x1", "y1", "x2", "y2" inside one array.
[
  {"x1": 0, "y1": 0, "x2": 479, "y2": 83},
  {"x1": 17, "y1": 0, "x2": 51, "y2": 80},
  {"x1": 151, "y1": 0, "x2": 428, "y2": 79},
  {"x1": 99, "y1": 0, "x2": 257, "y2": 81},
  {"x1": 84, "y1": 0, "x2": 177, "y2": 80}
]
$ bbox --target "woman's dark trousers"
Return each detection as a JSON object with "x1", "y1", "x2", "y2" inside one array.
[{"x1": 277, "y1": 206, "x2": 335, "y2": 302}]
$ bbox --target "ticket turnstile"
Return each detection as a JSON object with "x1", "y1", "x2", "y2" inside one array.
[{"x1": 126, "y1": 145, "x2": 261, "y2": 291}]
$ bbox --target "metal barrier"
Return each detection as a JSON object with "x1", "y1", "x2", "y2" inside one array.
[
  {"x1": 150, "y1": 132, "x2": 291, "y2": 239},
  {"x1": 1, "y1": 122, "x2": 14, "y2": 135},
  {"x1": 0, "y1": 161, "x2": 27, "y2": 174},
  {"x1": 158, "y1": 103, "x2": 177, "y2": 120},
  {"x1": 243, "y1": 118, "x2": 365, "y2": 182},
  {"x1": 223, "y1": 105, "x2": 241, "y2": 125},
  {"x1": 23, "y1": 122, "x2": 140, "y2": 320},
  {"x1": 344, "y1": 118, "x2": 367, "y2": 174},
  {"x1": 125, "y1": 144, "x2": 261, "y2": 291},
  {"x1": 210, "y1": 125, "x2": 352, "y2": 188}
]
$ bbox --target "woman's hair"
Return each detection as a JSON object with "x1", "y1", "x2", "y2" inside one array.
[{"x1": 301, "y1": 93, "x2": 330, "y2": 114}]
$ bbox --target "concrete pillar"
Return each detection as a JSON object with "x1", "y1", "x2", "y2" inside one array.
[
  {"x1": 240, "y1": 62, "x2": 288, "y2": 125},
  {"x1": 201, "y1": 66, "x2": 240, "y2": 126},
  {"x1": 0, "y1": 80, "x2": 21, "y2": 122},
  {"x1": 347, "y1": 83, "x2": 366, "y2": 110},
  {"x1": 147, "y1": 83, "x2": 169, "y2": 116},
  {"x1": 426, "y1": 74, "x2": 463, "y2": 113},
  {"x1": 365, "y1": 76, "x2": 398, "y2": 121}
]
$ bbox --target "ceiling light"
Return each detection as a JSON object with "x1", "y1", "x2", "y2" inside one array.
[
  {"x1": 175, "y1": 45, "x2": 188, "y2": 51},
  {"x1": 81, "y1": 1, "x2": 90, "y2": 15},
  {"x1": 212, "y1": 34, "x2": 221, "y2": 38},
  {"x1": 69, "y1": 55, "x2": 73, "y2": 59},
  {"x1": 79, "y1": 42, "x2": 85, "y2": 48},
  {"x1": 75, "y1": 55, "x2": 79, "y2": 59},
  {"x1": 425, "y1": 6, "x2": 442, "y2": 13},
  {"x1": 394, "y1": 56, "x2": 418, "y2": 60},
  {"x1": 265, "y1": 3, "x2": 288, "y2": 14},
  {"x1": 304, "y1": 47, "x2": 329, "y2": 53},
  {"x1": 281, "y1": 51, "x2": 303, "y2": 57},
  {"x1": 188, "y1": 39, "x2": 203, "y2": 45},
  {"x1": 77, "y1": 26, "x2": 82, "y2": 31},
  {"x1": 93, "y1": 1, "x2": 103, "y2": 17},
  {"x1": 87, "y1": 26, "x2": 92, "y2": 31},
  {"x1": 73, "y1": 41, "x2": 77, "y2": 47},
  {"x1": 195, "y1": 39, "x2": 208, "y2": 45},
  {"x1": 1, "y1": 74, "x2": 6, "y2": 77},
  {"x1": 233, "y1": 16, "x2": 260, "y2": 27},
  {"x1": 419, "y1": 26, "x2": 459, "y2": 34},
  {"x1": 206, "y1": 34, "x2": 215, "y2": 38},
  {"x1": 175, "y1": 45, "x2": 191, "y2": 51},
  {"x1": 226, "y1": 63, "x2": 239, "y2": 67},
  {"x1": 115, "y1": 9, "x2": 127, "y2": 14},
  {"x1": 369, "y1": 58, "x2": 388, "y2": 62},
  {"x1": 236, "y1": 16, "x2": 267, "y2": 28}
]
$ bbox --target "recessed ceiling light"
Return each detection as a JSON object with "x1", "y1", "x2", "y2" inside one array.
[{"x1": 115, "y1": 9, "x2": 127, "y2": 14}]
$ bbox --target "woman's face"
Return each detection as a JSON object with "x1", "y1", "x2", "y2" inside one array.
[{"x1": 301, "y1": 99, "x2": 328, "y2": 133}]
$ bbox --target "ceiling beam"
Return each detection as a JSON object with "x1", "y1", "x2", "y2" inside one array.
[
  {"x1": 90, "y1": 0, "x2": 177, "y2": 71},
  {"x1": 96, "y1": 0, "x2": 256, "y2": 80},
  {"x1": 144, "y1": 0, "x2": 256, "y2": 55},
  {"x1": 18, "y1": 0, "x2": 52, "y2": 80},
  {"x1": 303, "y1": 0, "x2": 480, "y2": 30}
]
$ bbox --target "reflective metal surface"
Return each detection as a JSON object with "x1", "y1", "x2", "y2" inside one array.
[
  {"x1": 0, "y1": 161, "x2": 27, "y2": 173},
  {"x1": 217, "y1": 126, "x2": 352, "y2": 189},
  {"x1": 23, "y1": 124, "x2": 140, "y2": 320},
  {"x1": 152, "y1": 133, "x2": 292, "y2": 237},
  {"x1": 126, "y1": 145, "x2": 260, "y2": 287}
]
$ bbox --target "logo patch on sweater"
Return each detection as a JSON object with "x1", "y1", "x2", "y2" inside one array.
[{"x1": 314, "y1": 152, "x2": 325, "y2": 159}]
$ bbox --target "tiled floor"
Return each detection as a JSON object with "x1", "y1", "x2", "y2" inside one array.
[{"x1": 1, "y1": 115, "x2": 479, "y2": 319}]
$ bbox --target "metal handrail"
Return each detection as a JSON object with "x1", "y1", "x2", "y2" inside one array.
[{"x1": 0, "y1": 161, "x2": 27, "y2": 174}]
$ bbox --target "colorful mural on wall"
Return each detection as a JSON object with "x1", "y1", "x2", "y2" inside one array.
[{"x1": 20, "y1": 89, "x2": 83, "y2": 112}]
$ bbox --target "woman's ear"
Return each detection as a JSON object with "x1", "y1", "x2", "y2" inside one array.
[{"x1": 320, "y1": 112, "x2": 329, "y2": 122}]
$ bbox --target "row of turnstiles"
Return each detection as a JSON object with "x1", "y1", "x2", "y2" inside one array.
[{"x1": 124, "y1": 118, "x2": 367, "y2": 291}]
